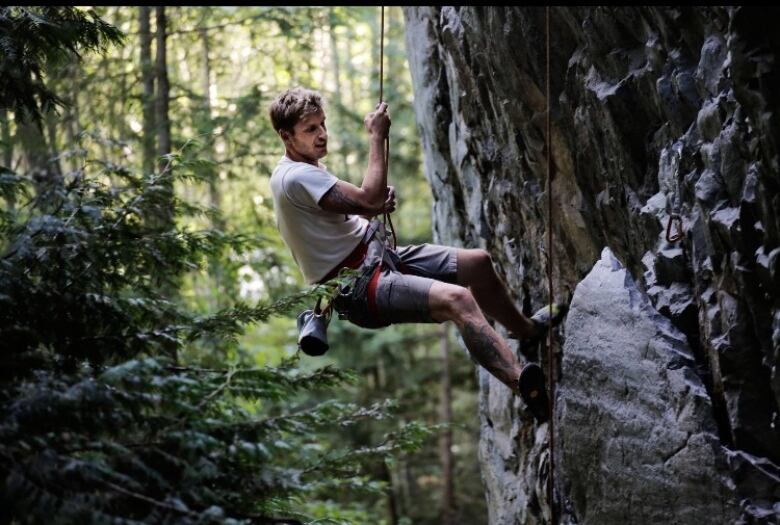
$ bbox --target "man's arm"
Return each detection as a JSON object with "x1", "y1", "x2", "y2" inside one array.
[
  {"x1": 319, "y1": 181, "x2": 396, "y2": 218},
  {"x1": 318, "y1": 180, "x2": 383, "y2": 216},
  {"x1": 319, "y1": 103, "x2": 391, "y2": 216}
]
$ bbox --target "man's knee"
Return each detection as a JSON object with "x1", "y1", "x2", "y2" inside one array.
[
  {"x1": 429, "y1": 281, "x2": 480, "y2": 323},
  {"x1": 457, "y1": 248, "x2": 495, "y2": 287}
]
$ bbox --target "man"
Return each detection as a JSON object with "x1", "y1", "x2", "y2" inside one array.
[{"x1": 268, "y1": 87, "x2": 565, "y2": 423}]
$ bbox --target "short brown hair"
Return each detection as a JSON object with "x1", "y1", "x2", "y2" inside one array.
[{"x1": 268, "y1": 87, "x2": 325, "y2": 134}]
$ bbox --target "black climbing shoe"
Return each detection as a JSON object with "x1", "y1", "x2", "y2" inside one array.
[
  {"x1": 518, "y1": 363, "x2": 549, "y2": 424},
  {"x1": 509, "y1": 302, "x2": 569, "y2": 346},
  {"x1": 529, "y1": 302, "x2": 569, "y2": 342}
]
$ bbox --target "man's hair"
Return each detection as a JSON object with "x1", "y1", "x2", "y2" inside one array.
[{"x1": 268, "y1": 87, "x2": 324, "y2": 134}]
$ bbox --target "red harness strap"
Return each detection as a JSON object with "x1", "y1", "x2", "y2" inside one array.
[
  {"x1": 367, "y1": 265, "x2": 383, "y2": 322},
  {"x1": 318, "y1": 234, "x2": 411, "y2": 326},
  {"x1": 367, "y1": 259, "x2": 410, "y2": 325},
  {"x1": 317, "y1": 242, "x2": 368, "y2": 284}
]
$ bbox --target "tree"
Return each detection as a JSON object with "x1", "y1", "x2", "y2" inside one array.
[
  {"x1": 0, "y1": 151, "x2": 427, "y2": 524},
  {"x1": 0, "y1": 7, "x2": 123, "y2": 126},
  {"x1": 139, "y1": 6, "x2": 156, "y2": 175},
  {"x1": 0, "y1": 7, "x2": 122, "y2": 196},
  {"x1": 439, "y1": 324, "x2": 455, "y2": 525},
  {"x1": 0, "y1": 7, "x2": 461, "y2": 522},
  {"x1": 153, "y1": 6, "x2": 173, "y2": 230}
]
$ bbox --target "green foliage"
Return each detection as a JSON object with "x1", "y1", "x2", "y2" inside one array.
[
  {"x1": 0, "y1": 160, "x2": 422, "y2": 524},
  {"x1": 1, "y1": 6, "x2": 481, "y2": 523},
  {"x1": 321, "y1": 322, "x2": 487, "y2": 525},
  {"x1": 0, "y1": 6, "x2": 124, "y2": 126}
]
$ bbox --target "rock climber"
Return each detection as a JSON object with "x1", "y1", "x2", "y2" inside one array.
[{"x1": 268, "y1": 87, "x2": 566, "y2": 422}]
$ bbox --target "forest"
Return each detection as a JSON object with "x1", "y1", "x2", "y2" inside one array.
[
  {"x1": 7, "y1": 6, "x2": 779, "y2": 525},
  {"x1": 1, "y1": 6, "x2": 485, "y2": 525}
]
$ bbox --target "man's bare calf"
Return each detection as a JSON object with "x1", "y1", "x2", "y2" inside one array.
[{"x1": 428, "y1": 281, "x2": 522, "y2": 394}]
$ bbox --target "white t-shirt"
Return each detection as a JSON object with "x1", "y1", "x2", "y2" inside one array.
[{"x1": 270, "y1": 155, "x2": 368, "y2": 284}]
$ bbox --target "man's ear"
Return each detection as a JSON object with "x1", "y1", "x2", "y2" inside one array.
[{"x1": 279, "y1": 129, "x2": 292, "y2": 143}]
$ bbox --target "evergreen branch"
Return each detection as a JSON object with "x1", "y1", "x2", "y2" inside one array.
[
  {"x1": 0, "y1": 134, "x2": 410, "y2": 523},
  {"x1": 100, "y1": 480, "x2": 203, "y2": 519}
]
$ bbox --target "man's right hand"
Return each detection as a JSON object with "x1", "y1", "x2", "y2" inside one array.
[{"x1": 364, "y1": 102, "x2": 391, "y2": 138}]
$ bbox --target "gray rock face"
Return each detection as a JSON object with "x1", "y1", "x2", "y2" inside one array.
[
  {"x1": 559, "y1": 247, "x2": 739, "y2": 524},
  {"x1": 403, "y1": 6, "x2": 780, "y2": 524}
]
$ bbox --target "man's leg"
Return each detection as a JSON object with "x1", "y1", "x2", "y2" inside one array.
[
  {"x1": 370, "y1": 261, "x2": 546, "y2": 416},
  {"x1": 456, "y1": 248, "x2": 537, "y2": 339},
  {"x1": 427, "y1": 280, "x2": 522, "y2": 393}
]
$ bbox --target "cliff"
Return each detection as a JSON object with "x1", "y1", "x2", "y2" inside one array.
[{"x1": 404, "y1": 7, "x2": 780, "y2": 524}]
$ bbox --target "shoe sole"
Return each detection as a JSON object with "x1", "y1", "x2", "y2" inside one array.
[{"x1": 519, "y1": 363, "x2": 549, "y2": 423}]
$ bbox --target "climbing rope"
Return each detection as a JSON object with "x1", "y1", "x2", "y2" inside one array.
[
  {"x1": 380, "y1": 6, "x2": 555, "y2": 519},
  {"x1": 545, "y1": 6, "x2": 557, "y2": 524},
  {"x1": 378, "y1": 6, "x2": 397, "y2": 249}
]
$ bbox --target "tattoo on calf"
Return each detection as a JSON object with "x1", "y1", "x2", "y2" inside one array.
[{"x1": 461, "y1": 320, "x2": 517, "y2": 387}]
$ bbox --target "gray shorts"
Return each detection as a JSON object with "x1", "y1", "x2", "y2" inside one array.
[{"x1": 332, "y1": 222, "x2": 458, "y2": 328}]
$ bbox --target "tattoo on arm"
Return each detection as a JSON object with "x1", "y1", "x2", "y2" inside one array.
[
  {"x1": 461, "y1": 320, "x2": 518, "y2": 389},
  {"x1": 319, "y1": 184, "x2": 374, "y2": 215}
]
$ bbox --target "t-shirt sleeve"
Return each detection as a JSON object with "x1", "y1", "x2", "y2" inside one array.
[{"x1": 283, "y1": 165, "x2": 339, "y2": 209}]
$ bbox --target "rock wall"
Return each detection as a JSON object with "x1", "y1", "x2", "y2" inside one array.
[
  {"x1": 403, "y1": 6, "x2": 780, "y2": 524},
  {"x1": 560, "y1": 248, "x2": 739, "y2": 523}
]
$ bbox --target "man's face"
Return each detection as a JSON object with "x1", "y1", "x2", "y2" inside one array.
[{"x1": 281, "y1": 109, "x2": 328, "y2": 164}]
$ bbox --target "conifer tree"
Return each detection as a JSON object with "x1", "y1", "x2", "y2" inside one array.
[{"x1": 0, "y1": 148, "x2": 430, "y2": 524}]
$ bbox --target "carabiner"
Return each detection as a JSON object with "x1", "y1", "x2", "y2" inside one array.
[{"x1": 665, "y1": 214, "x2": 683, "y2": 243}]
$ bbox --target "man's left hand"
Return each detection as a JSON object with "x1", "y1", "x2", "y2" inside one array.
[{"x1": 384, "y1": 186, "x2": 396, "y2": 213}]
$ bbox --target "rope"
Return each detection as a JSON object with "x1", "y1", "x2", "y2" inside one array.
[
  {"x1": 545, "y1": 6, "x2": 556, "y2": 524},
  {"x1": 378, "y1": 6, "x2": 397, "y2": 249},
  {"x1": 379, "y1": 6, "x2": 385, "y2": 104}
]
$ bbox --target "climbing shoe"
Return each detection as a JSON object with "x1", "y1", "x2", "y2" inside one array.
[
  {"x1": 518, "y1": 362, "x2": 549, "y2": 424},
  {"x1": 509, "y1": 302, "x2": 569, "y2": 346}
]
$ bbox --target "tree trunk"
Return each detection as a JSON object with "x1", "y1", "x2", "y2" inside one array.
[
  {"x1": 63, "y1": 63, "x2": 80, "y2": 174},
  {"x1": 1, "y1": 111, "x2": 11, "y2": 169},
  {"x1": 154, "y1": 5, "x2": 172, "y2": 219},
  {"x1": 328, "y1": 9, "x2": 350, "y2": 181},
  {"x1": 344, "y1": 26, "x2": 358, "y2": 111},
  {"x1": 439, "y1": 323, "x2": 455, "y2": 525},
  {"x1": 116, "y1": 11, "x2": 130, "y2": 142},
  {"x1": 154, "y1": 6, "x2": 170, "y2": 163},
  {"x1": 382, "y1": 460, "x2": 400, "y2": 525},
  {"x1": 44, "y1": 107, "x2": 62, "y2": 177},
  {"x1": 1, "y1": 110, "x2": 15, "y2": 212},
  {"x1": 200, "y1": 20, "x2": 229, "y2": 309},
  {"x1": 139, "y1": 6, "x2": 156, "y2": 175},
  {"x1": 17, "y1": 119, "x2": 61, "y2": 197},
  {"x1": 316, "y1": 12, "x2": 327, "y2": 90},
  {"x1": 94, "y1": 54, "x2": 111, "y2": 163},
  {"x1": 150, "y1": 6, "x2": 177, "y2": 343}
]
